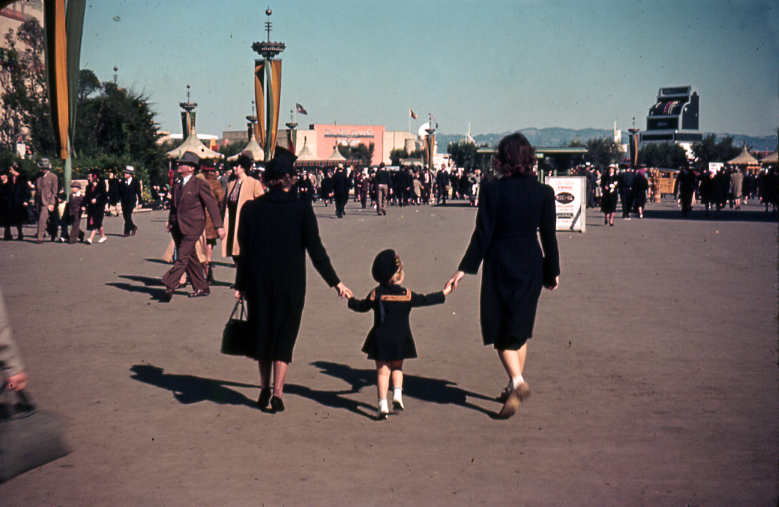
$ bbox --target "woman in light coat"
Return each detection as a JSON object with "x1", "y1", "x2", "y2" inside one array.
[{"x1": 222, "y1": 152, "x2": 264, "y2": 267}]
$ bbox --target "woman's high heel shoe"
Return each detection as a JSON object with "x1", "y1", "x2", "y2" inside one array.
[
  {"x1": 257, "y1": 388, "x2": 271, "y2": 409},
  {"x1": 270, "y1": 396, "x2": 285, "y2": 413}
]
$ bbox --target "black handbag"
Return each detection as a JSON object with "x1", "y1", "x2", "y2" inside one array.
[
  {"x1": 0, "y1": 388, "x2": 72, "y2": 483},
  {"x1": 221, "y1": 299, "x2": 252, "y2": 356}
]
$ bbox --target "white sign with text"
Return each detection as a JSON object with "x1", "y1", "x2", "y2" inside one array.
[{"x1": 545, "y1": 176, "x2": 586, "y2": 232}]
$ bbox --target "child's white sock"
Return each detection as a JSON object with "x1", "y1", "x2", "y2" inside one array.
[
  {"x1": 392, "y1": 388, "x2": 404, "y2": 410},
  {"x1": 377, "y1": 398, "x2": 389, "y2": 419},
  {"x1": 512, "y1": 375, "x2": 524, "y2": 388}
]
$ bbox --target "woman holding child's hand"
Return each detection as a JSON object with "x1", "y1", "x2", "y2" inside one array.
[
  {"x1": 446, "y1": 133, "x2": 560, "y2": 419},
  {"x1": 234, "y1": 147, "x2": 352, "y2": 414}
]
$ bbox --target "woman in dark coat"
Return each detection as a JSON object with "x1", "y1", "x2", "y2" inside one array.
[
  {"x1": 84, "y1": 171, "x2": 108, "y2": 244},
  {"x1": 4, "y1": 164, "x2": 30, "y2": 240},
  {"x1": 600, "y1": 165, "x2": 619, "y2": 226},
  {"x1": 446, "y1": 133, "x2": 560, "y2": 419},
  {"x1": 235, "y1": 147, "x2": 352, "y2": 413},
  {"x1": 632, "y1": 169, "x2": 649, "y2": 219}
]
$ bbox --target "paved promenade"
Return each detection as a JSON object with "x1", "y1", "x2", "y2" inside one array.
[{"x1": 1, "y1": 197, "x2": 777, "y2": 506}]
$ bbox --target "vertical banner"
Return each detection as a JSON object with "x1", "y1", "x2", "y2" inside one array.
[
  {"x1": 545, "y1": 176, "x2": 587, "y2": 232},
  {"x1": 629, "y1": 133, "x2": 639, "y2": 168},
  {"x1": 254, "y1": 60, "x2": 266, "y2": 149},
  {"x1": 254, "y1": 59, "x2": 282, "y2": 160},
  {"x1": 43, "y1": 0, "x2": 69, "y2": 160}
]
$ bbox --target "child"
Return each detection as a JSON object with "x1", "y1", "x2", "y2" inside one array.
[
  {"x1": 67, "y1": 181, "x2": 84, "y2": 244},
  {"x1": 348, "y1": 249, "x2": 451, "y2": 420}
]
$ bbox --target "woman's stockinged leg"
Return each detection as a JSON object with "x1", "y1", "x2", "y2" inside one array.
[
  {"x1": 258, "y1": 360, "x2": 272, "y2": 390},
  {"x1": 389, "y1": 360, "x2": 404, "y2": 390},
  {"x1": 497, "y1": 344, "x2": 527, "y2": 381},
  {"x1": 273, "y1": 361, "x2": 289, "y2": 398}
]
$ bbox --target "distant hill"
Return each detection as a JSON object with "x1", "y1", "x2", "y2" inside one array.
[{"x1": 437, "y1": 128, "x2": 777, "y2": 152}]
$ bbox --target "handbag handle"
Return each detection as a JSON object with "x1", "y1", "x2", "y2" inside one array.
[{"x1": 228, "y1": 299, "x2": 246, "y2": 322}]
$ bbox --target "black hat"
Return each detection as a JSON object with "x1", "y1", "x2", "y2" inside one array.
[
  {"x1": 177, "y1": 152, "x2": 200, "y2": 167},
  {"x1": 372, "y1": 249, "x2": 400, "y2": 285},
  {"x1": 266, "y1": 146, "x2": 298, "y2": 176}
]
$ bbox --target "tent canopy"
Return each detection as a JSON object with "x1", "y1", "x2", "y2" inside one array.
[
  {"x1": 166, "y1": 127, "x2": 224, "y2": 160},
  {"x1": 727, "y1": 145, "x2": 759, "y2": 166}
]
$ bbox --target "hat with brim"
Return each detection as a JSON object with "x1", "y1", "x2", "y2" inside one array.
[
  {"x1": 38, "y1": 158, "x2": 51, "y2": 170},
  {"x1": 372, "y1": 249, "x2": 400, "y2": 285},
  {"x1": 265, "y1": 146, "x2": 298, "y2": 176},
  {"x1": 177, "y1": 151, "x2": 200, "y2": 167},
  {"x1": 124, "y1": 165, "x2": 134, "y2": 174},
  {"x1": 70, "y1": 181, "x2": 82, "y2": 189}
]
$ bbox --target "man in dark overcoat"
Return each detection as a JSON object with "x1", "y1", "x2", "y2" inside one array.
[
  {"x1": 161, "y1": 152, "x2": 225, "y2": 301},
  {"x1": 119, "y1": 165, "x2": 143, "y2": 236},
  {"x1": 332, "y1": 164, "x2": 349, "y2": 218}
]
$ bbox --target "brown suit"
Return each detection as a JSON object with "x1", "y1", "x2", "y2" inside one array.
[
  {"x1": 162, "y1": 175, "x2": 223, "y2": 292},
  {"x1": 35, "y1": 170, "x2": 59, "y2": 241}
]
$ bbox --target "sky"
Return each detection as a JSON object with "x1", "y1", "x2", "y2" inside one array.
[{"x1": 79, "y1": 0, "x2": 779, "y2": 139}]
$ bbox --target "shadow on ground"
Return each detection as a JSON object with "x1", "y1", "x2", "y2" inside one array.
[
  {"x1": 130, "y1": 364, "x2": 257, "y2": 408},
  {"x1": 305, "y1": 360, "x2": 500, "y2": 419}
]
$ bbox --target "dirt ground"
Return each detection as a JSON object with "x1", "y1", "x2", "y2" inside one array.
[{"x1": 1, "y1": 196, "x2": 777, "y2": 506}]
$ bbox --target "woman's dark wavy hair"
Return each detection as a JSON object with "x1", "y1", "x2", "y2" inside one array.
[{"x1": 494, "y1": 132, "x2": 536, "y2": 177}]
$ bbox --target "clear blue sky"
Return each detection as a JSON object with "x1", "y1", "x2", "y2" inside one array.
[{"x1": 79, "y1": 0, "x2": 778, "y2": 138}]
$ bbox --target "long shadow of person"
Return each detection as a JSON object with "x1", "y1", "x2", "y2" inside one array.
[
  {"x1": 108, "y1": 275, "x2": 186, "y2": 300},
  {"x1": 129, "y1": 364, "x2": 257, "y2": 408},
  {"x1": 309, "y1": 361, "x2": 499, "y2": 419}
]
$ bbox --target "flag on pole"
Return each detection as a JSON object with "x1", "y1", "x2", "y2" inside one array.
[
  {"x1": 296, "y1": 103, "x2": 308, "y2": 115},
  {"x1": 409, "y1": 108, "x2": 417, "y2": 119}
]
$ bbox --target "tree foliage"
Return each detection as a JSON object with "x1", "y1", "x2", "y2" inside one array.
[
  {"x1": 0, "y1": 18, "x2": 55, "y2": 154},
  {"x1": 690, "y1": 134, "x2": 741, "y2": 170},
  {"x1": 637, "y1": 142, "x2": 688, "y2": 169},
  {"x1": 584, "y1": 137, "x2": 624, "y2": 168},
  {"x1": 0, "y1": 20, "x2": 166, "y2": 185}
]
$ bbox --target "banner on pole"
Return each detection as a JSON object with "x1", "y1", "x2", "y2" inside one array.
[{"x1": 545, "y1": 176, "x2": 586, "y2": 232}]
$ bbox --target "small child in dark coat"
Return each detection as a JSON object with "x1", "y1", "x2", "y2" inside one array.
[
  {"x1": 66, "y1": 181, "x2": 84, "y2": 244},
  {"x1": 347, "y1": 249, "x2": 451, "y2": 420}
]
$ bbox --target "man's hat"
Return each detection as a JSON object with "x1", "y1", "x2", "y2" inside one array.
[
  {"x1": 177, "y1": 152, "x2": 200, "y2": 167},
  {"x1": 70, "y1": 181, "x2": 82, "y2": 189},
  {"x1": 265, "y1": 146, "x2": 298, "y2": 176},
  {"x1": 37, "y1": 158, "x2": 51, "y2": 170},
  {"x1": 124, "y1": 165, "x2": 134, "y2": 174},
  {"x1": 372, "y1": 249, "x2": 401, "y2": 285}
]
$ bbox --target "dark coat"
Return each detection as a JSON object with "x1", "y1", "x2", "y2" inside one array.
[
  {"x1": 348, "y1": 285, "x2": 445, "y2": 361},
  {"x1": 84, "y1": 180, "x2": 108, "y2": 230},
  {"x1": 6, "y1": 177, "x2": 29, "y2": 225},
  {"x1": 168, "y1": 176, "x2": 223, "y2": 238},
  {"x1": 458, "y1": 175, "x2": 559, "y2": 347},
  {"x1": 119, "y1": 177, "x2": 143, "y2": 207},
  {"x1": 332, "y1": 170, "x2": 349, "y2": 195},
  {"x1": 236, "y1": 187, "x2": 340, "y2": 363},
  {"x1": 600, "y1": 173, "x2": 619, "y2": 213}
]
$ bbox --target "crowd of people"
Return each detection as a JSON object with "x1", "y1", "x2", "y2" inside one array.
[
  {"x1": 0, "y1": 160, "x2": 145, "y2": 244},
  {"x1": 571, "y1": 161, "x2": 779, "y2": 224}
]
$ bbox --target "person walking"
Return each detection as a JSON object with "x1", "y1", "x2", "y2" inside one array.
[
  {"x1": 34, "y1": 158, "x2": 58, "y2": 243},
  {"x1": 84, "y1": 171, "x2": 108, "y2": 245},
  {"x1": 446, "y1": 133, "x2": 559, "y2": 419},
  {"x1": 347, "y1": 249, "x2": 450, "y2": 419},
  {"x1": 333, "y1": 164, "x2": 350, "y2": 218},
  {"x1": 198, "y1": 164, "x2": 225, "y2": 283},
  {"x1": 119, "y1": 166, "x2": 143, "y2": 236},
  {"x1": 375, "y1": 162, "x2": 390, "y2": 216},
  {"x1": 235, "y1": 147, "x2": 351, "y2": 412},
  {"x1": 161, "y1": 152, "x2": 225, "y2": 302},
  {"x1": 601, "y1": 165, "x2": 619, "y2": 226},
  {"x1": 4, "y1": 164, "x2": 29, "y2": 240},
  {"x1": 222, "y1": 152, "x2": 264, "y2": 271}
]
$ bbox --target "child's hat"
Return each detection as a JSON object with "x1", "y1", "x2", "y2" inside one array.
[{"x1": 372, "y1": 249, "x2": 400, "y2": 285}]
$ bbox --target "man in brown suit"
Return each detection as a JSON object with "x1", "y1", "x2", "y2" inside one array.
[
  {"x1": 35, "y1": 158, "x2": 59, "y2": 243},
  {"x1": 161, "y1": 152, "x2": 225, "y2": 302}
]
